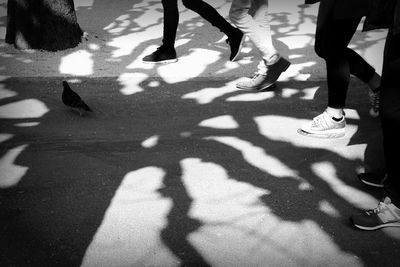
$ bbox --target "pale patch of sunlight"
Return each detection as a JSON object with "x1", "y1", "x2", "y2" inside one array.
[
  {"x1": 74, "y1": 0, "x2": 93, "y2": 8},
  {"x1": 199, "y1": 115, "x2": 239, "y2": 129},
  {"x1": 312, "y1": 162, "x2": 377, "y2": 209},
  {"x1": 279, "y1": 61, "x2": 315, "y2": 81},
  {"x1": 103, "y1": 22, "x2": 116, "y2": 31},
  {"x1": 148, "y1": 80, "x2": 160, "y2": 87},
  {"x1": 17, "y1": 58, "x2": 33, "y2": 64},
  {"x1": 191, "y1": 219, "x2": 362, "y2": 267},
  {"x1": 180, "y1": 158, "x2": 270, "y2": 222},
  {"x1": 0, "y1": 144, "x2": 29, "y2": 188},
  {"x1": 254, "y1": 115, "x2": 364, "y2": 160},
  {"x1": 281, "y1": 86, "x2": 318, "y2": 100},
  {"x1": 158, "y1": 49, "x2": 220, "y2": 84},
  {"x1": 88, "y1": 43, "x2": 99, "y2": 50},
  {"x1": 277, "y1": 36, "x2": 313, "y2": 50},
  {"x1": 59, "y1": 50, "x2": 93, "y2": 76},
  {"x1": 108, "y1": 23, "x2": 163, "y2": 58},
  {"x1": 344, "y1": 109, "x2": 360, "y2": 120},
  {"x1": 132, "y1": 4, "x2": 163, "y2": 29},
  {"x1": 226, "y1": 91, "x2": 275, "y2": 102},
  {"x1": 117, "y1": 72, "x2": 148, "y2": 95},
  {"x1": 216, "y1": 61, "x2": 240, "y2": 75},
  {"x1": 141, "y1": 135, "x2": 159, "y2": 148},
  {"x1": 81, "y1": 167, "x2": 179, "y2": 267},
  {"x1": 180, "y1": 131, "x2": 192, "y2": 138},
  {"x1": 205, "y1": 136, "x2": 312, "y2": 190},
  {"x1": 175, "y1": 38, "x2": 191, "y2": 47},
  {"x1": 182, "y1": 81, "x2": 239, "y2": 104},
  {"x1": 0, "y1": 99, "x2": 49, "y2": 119},
  {"x1": 116, "y1": 14, "x2": 130, "y2": 21},
  {"x1": 15, "y1": 122, "x2": 40, "y2": 127},
  {"x1": 318, "y1": 200, "x2": 341, "y2": 218},
  {"x1": 300, "y1": 86, "x2": 319, "y2": 100},
  {"x1": 240, "y1": 46, "x2": 253, "y2": 54},
  {"x1": 182, "y1": 160, "x2": 362, "y2": 267},
  {"x1": 288, "y1": 54, "x2": 304, "y2": 59},
  {"x1": 0, "y1": 86, "x2": 17, "y2": 100},
  {"x1": 281, "y1": 88, "x2": 300, "y2": 98},
  {"x1": 65, "y1": 78, "x2": 82, "y2": 84},
  {"x1": 0, "y1": 133, "x2": 12, "y2": 143}
]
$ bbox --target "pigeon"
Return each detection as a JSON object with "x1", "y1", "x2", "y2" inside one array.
[{"x1": 62, "y1": 81, "x2": 92, "y2": 115}]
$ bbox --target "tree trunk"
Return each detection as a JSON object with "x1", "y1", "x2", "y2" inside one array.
[{"x1": 6, "y1": 0, "x2": 83, "y2": 51}]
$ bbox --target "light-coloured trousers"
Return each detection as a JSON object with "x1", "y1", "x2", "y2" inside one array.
[{"x1": 229, "y1": 0, "x2": 278, "y2": 62}]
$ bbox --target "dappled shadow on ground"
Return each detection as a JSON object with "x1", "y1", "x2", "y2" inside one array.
[
  {"x1": 0, "y1": 0, "x2": 397, "y2": 266},
  {"x1": 0, "y1": 77, "x2": 398, "y2": 267}
]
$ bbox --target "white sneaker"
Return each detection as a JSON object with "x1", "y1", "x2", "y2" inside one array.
[{"x1": 298, "y1": 111, "x2": 345, "y2": 138}]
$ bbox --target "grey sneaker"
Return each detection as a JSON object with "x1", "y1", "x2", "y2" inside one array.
[
  {"x1": 236, "y1": 57, "x2": 291, "y2": 91},
  {"x1": 352, "y1": 197, "x2": 400, "y2": 230},
  {"x1": 298, "y1": 110, "x2": 345, "y2": 138}
]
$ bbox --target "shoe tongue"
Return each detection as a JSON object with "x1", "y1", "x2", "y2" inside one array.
[{"x1": 383, "y1": 196, "x2": 392, "y2": 204}]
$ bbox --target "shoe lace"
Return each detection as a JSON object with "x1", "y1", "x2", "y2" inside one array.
[
  {"x1": 366, "y1": 202, "x2": 386, "y2": 215},
  {"x1": 311, "y1": 113, "x2": 326, "y2": 126},
  {"x1": 370, "y1": 91, "x2": 380, "y2": 112}
]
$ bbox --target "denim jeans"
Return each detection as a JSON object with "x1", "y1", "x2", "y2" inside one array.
[{"x1": 229, "y1": 0, "x2": 277, "y2": 64}]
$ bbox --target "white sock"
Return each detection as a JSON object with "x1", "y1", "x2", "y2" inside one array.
[{"x1": 326, "y1": 107, "x2": 344, "y2": 119}]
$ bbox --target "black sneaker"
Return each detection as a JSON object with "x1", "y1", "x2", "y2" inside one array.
[
  {"x1": 142, "y1": 46, "x2": 178, "y2": 64},
  {"x1": 357, "y1": 172, "x2": 387, "y2": 188},
  {"x1": 226, "y1": 29, "x2": 245, "y2": 61},
  {"x1": 236, "y1": 57, "x2": 291, "y2": 90}
]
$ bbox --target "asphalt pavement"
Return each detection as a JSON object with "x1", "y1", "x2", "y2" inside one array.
[{"x1": 1, "y1": 77, "x2": 399, "y2": 266}]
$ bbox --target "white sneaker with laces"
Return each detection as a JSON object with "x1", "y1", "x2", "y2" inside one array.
[{"x1": 299, "y1": 111, "x2": 345, "y2": 138}]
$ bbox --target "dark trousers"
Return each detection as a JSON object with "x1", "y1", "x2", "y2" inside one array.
[
  {"x1": 161, "y1": 0, "x2": 237, "y2": 49},
  {"x1": 314, "y1": 1, "x2": 375, "y2": 108},
  {"x1": 381, "y1": 28, "x2": 400, "y2": 207}
]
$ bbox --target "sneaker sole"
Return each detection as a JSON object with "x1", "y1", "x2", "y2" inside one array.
[
  {"x1": 143, "y1": 58, "x2": 178, "y2": 64},
  {"x1": 230, "y1": 34, "x2": 245, "y2": 62},
  {"x1": 297, "y1": 128, "x2": 345, "y2": 138},
  {"x1": 357, "y1": 174, "x2": 385, "y2": 188},
  {"x1": 236, "y1": 83, "x2": 276, "y2": 91},
  {"x1": 353, "y1": 222, "x2": 400, "y2": 230}
]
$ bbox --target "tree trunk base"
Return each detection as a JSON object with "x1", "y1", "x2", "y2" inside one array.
[{"x1": 6, "y1": 0, "x2": 83, "y2": 51}]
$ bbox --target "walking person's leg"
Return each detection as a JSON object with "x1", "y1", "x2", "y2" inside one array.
[
  {"x1": 229, "y1": 0, "x2": 290, "y2": 91},
  {"x1": 299, "y1": 1, "x2": 378, "y2": 138},
  {"x1": 143, "y1": 0, "x2": 179, "y2": 64},
  {"x1": 351, "y1": 29, "x2": 400, "y2": 230},
  {"x1": 381, "y1": 29, "x2": 400, "y2": 209},
  {"x1": 181, "y1": 0, "x2": 244, "y2": 61}
]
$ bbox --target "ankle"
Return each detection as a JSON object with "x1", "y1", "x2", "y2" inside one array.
[
  {"x1": 326, "y1": 107, "x2": 344, "y2": 119},
  {"x1": 263, "y1": 54, "x2": 280, "y2": 65},
  {"x1": 368, "y1": 73, "x2": 381, "y2": 92}
]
